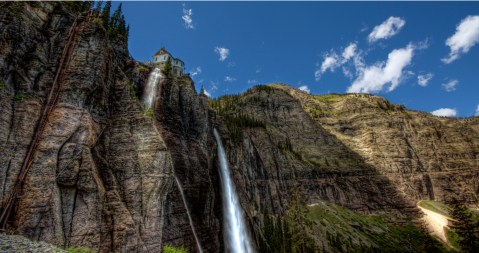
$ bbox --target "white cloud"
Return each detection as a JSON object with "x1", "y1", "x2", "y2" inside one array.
[
  {"x1": 417, "y1": 73, "x2": 433, "y2": 87},
  {"x1": 431, "y1": 108, "x2": 457, "y2": 117},
  {"x1": 247, "y1": 79, "x2": 257, "y2": 84},
  {"x1": 368, "y1": 17, "x2": 406, "y2": 43},
  {"x1": 347, "y1": 44, "x2": 414, "y2": 93},
  {"x1": 203, "y1": 89, "x2": 211, "y2": 97},
  {"x1": 342, "y1": 43, "x2": 357, "y2": 61},
  {"x1": 315, "y1": 43, "x2": 358, "y2": 81},
  {"x1": 475, "y1": 105, "x2": 479, "y2": 116},
  {"x1": 190, "y1": 66, "x2": 202, "y2": 77},
  {"x1": 214, "y1": 47, "x2": 230, "y2": 62},
  {"x1": 298, "y1": 85, "x2": 310, "y2": 93},
  {"x1": 182, "y1": 5, "x2": 194, "y2": 29},
  {"x1": 315, "y1": 53, "x2": 340, "y2": 81},
  {"x1": 442, "y1": 15, "x2": 479, "y2": 64},
  {"x1": 224, "y1": 76, "x2": 236, "y2": 82},
  {"x1": 442, "y1": 79, "x2": 459, "y2": 92}
]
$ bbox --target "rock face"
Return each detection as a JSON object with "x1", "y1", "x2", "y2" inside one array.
[
  {"x1": 0, "y1": 2, "x2": 221, "y2": 252},
  {"x1": 1, "y1": 2, "x2": 479, "y2": 253},
  {"x1": 211, "y1": 85, "x2": 478, "y2": 242}
]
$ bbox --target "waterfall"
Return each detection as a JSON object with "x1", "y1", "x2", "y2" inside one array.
[
  {"x1": 174, "y1": 175, "x2": 204, "y2": 253},
  {"x1": 213, "y1": 129, "x2": 253, "y2": 253},
  {"x1": 142, "y1": 68, "x2": 162, "y2": 109}
]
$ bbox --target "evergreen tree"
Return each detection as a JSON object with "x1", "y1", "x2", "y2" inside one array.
[
  {"x1": 109, "y1": 3, "x2": 122, "y2": 33},
  {"x1": 162, "y1": 59, "x2": 173, "y2": 77},
  {"x1": 94, "y1": 0, "x2": 103, "y2": 15},
  {"x1": 450, "y1": 200, "x2": 479, "y2": 253},
  {"x1": 286, "y1": 189, "x2": 318, "y2": 253},
  {"x1": 100, "y1": 0, "x2": 111, "y2": 29}
]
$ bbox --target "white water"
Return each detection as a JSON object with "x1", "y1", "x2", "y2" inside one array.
[
  {"x1": 174, "y1": 175, "x2": 204, "y2": 253},
  {"x1": 142, "y1": 68, "x2": 162, "y2": 109},
  {"x1": 213, "y1": 129, "x2": 253, "y2": 253}
]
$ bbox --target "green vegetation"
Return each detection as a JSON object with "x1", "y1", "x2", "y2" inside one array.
[
  {"x1": 418, "y1": 200, "x2": 451, "y2": 217},
  {"x1": 312, "y1": 93, "x2": 345, "y2": 102},
  {"x1": 305, "y1": 202, "x2": 447, "y2": 252},
  {"x1": 66, "y1": 246, "x2": 96, "y2": 253},
  {"x1": 260, "y1": 190, "x2": 319, "y2": 253},
  {"x1": 275, "y1": 138, "x2": 302, "y2": 161},
  {"x1": 161, "y1": 59, "x2": 173, "y2": 77},
  {"x1": 138, "y1": 65, "x2": 149, "y2": 73},
  {"x1": 7, "y1": 1, "x2": 24, "y2": 14},
  {"x1": 449, "y1": 200, "x2": 479, "y2": 252},
  {"x1": 63, "y1": 1, "x2": 93, "y2": 13},
  {"x1": 223, "y1": 114, "x2": 265, "y2": 142},
  {"x1": 209, "y1": 92, "x2": 266, "y2": 142},
  {"x1": 162, "y1": 245, "x2": 187, "y2": 253},
  {"x1": 13, "y1": 93, "x2": 29, "y2": 101},
  {"x1": 251, "y1": 85, "x2": 275, "y2": 94},
  {"x1": 141, "y1": 106, "x2": 154, "y2": 118},
  {"x1": 129, "y1": 82, "x2": 138, "y2": 101},
  {"x1": 0, "y1": 80, "x2": 5, "y2": 91}
]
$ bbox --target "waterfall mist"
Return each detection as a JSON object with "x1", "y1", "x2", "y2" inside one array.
[{"x1": 213, "y1": 129, "x2": 253, "y2": 253}]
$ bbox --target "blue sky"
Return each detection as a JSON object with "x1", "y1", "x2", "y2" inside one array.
[{"x1": 114, "y1": 1, "x2": 479, "y2": 117}]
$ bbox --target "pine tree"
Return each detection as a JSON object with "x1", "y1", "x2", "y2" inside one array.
[
  {"x1": 162, "y1": 59, "x2": 173, "y2": 77},
  {"x1": 286, "y1": 189, "x2": 318, "y2": 253},
  {"x1": 100, "y1": 0, "x2": 111, "y2": 29},
  {"x1": 109, "y1": 3, "x2": 122, "y2": 33},
  {"x1": 450, "y1": 199, "x2": 479, "y2": 253}
]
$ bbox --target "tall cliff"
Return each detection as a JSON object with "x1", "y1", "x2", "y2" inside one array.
[
  {"x1": 211, "y1": 84, "x2": 479, "y2": 249},
  {"x1": 0, "y1": 2, "x2": 221, "y2": 252},
  {"x1": 1, "y1": 2, "x2": 478, "y2": 253}
]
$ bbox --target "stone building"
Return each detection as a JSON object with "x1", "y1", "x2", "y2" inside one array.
[{"x1": 153, "y1": 48, "x2": 185, "y2": 76}]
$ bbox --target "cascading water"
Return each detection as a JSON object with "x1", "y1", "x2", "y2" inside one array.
[
  {"x1": 174, "y1": 176, "x2": 204, "y2": 253},
  {"x1": 142, "y1": 67, "x2": 163, "y2": 109},
  {"x1": 213, "y1": 129, "x2": 253, "y2": 253}
]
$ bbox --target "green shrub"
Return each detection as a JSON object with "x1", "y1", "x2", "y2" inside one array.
[
  {"x1": 13, "y1": 93, "x2": 29, "y2": 101},
  {"x1": 138, "y1": 65, "x2": 149, "y2": 73},
  {"x1": 92, "y1": 17, "x2": 104, "y2": 27},
  {"x1": 66, "y1": 246, "x2": 96, "y2": 253},
  {"x1": 141, "y1": 106, "x2": 154, "y2": 118},
  {"x1": 162, "y1": 245, "x2": 187, "y2": 253},
  {"x1": 0, "y1": 80, "x2": 4, "y2": 91}
]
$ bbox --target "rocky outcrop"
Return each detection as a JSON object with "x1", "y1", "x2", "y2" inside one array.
[
  {"x1": 0, "y1": 2, "x2": 221, "y2": 252},
  {"x1": 1, "y1": 2, "x2": 478, "y2": 253},
  {"x1": 213, "y1": 84, "x2": 478, "y2": 248}
]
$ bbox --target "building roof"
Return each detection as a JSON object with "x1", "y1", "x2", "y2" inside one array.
[{"x1": 154, "y1": 47, "x2": 171, "y2": 56}]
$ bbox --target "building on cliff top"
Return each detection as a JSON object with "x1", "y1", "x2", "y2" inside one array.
[{"x1": 153, "y1": 48, "x2": 185, "y2": 76}]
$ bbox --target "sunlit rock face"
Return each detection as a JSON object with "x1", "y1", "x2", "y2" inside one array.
[{"x1": 2, "y1": 2, "x2": 479, "y2": 253}]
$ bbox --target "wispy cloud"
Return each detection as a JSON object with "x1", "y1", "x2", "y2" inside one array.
[
  {"x1": 298, "y1": 85, "x2": 310, "y2": 93},
  {"x1": 475, "y1": 105, "x2": 479, "y2": 116},
  {"x1": 342, "y1": 43, "x2": 357, "y2": 61},
  {"x1": 368, "y1": 17, "x2": 405, "y2": 43},
  {"x1": 431, "y1": 108, "x2": 457, "y2": 117},
  {"x1": 181, "y1": 4, "x2": 194, "y2": 29},
  {"x1": 224, "y1": 76, "x2": 236, "y2": 82},
  {"x1": 442, "y1": 15, "x2": 479, "y2": 64},
  {"x1": 347, "y1": 44, "x2": 415, "y2": 93},
  {"x1": 417, "y1": 73, "x2": 433, "y2": 87},
  {"x1": 315, "y1": 43, "x2": 358, "y2": 81},
  {"x1": 247, "y1": 79, "x2": 257, "y2": 84},
  {"x1": 214, "y1": 47, "x2": 230, "y2": 62},
  {"x1": 442, "y1": 79, "x2": 459, "y2": 92},
  {"x1": 190, "y1": 66, "x2": 202, "y2": 77},
  {"x1": 203, "y1": 89, "x2": 211, "y2": 97}
]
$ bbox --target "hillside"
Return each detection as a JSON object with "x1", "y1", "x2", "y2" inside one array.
[{"x1": 1, "y1": 2, "x2": 478, "y2": 253}]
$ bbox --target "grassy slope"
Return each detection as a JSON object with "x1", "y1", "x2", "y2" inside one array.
[{"x1": 306, "y1": 202, "x2": 448, "y2": 253}]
